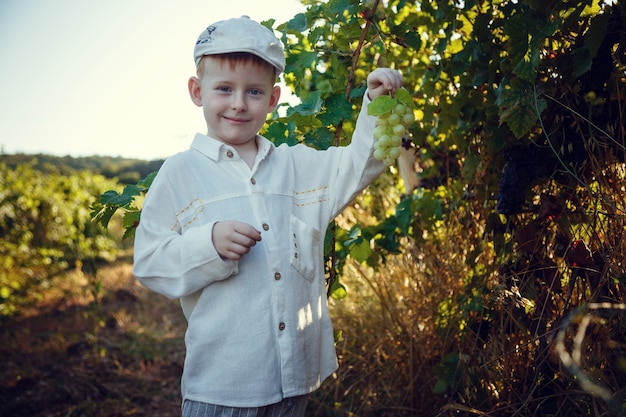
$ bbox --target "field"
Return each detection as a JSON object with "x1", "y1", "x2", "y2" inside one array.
[{"x1": 0, "y1": 254, "x2": 186, "y2": 417}]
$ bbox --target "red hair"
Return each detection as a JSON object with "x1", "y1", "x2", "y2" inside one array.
[{"x1": 196, "y1": 52, "x2": 277, "y2": 80}]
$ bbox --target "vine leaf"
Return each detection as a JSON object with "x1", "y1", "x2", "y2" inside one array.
[
  {"x1": 496, "y1": 84, "x2": 546, "y2": 138},
  {"x1": 395, "y1": 87, "x2": 416, "y2": 109},
  {"x1": 368, "y1": 95, "x2": 396, "y2": 116},
  {"x1": 367, "y1": 87, "x2": 415, "y2": 116},
  {"x1": 319, "y1": 93, "x2": 354, "y2": 126},
  {"x1": 285, "y1": 13, "x2": 308, "y2": 32},
  {"x1": 288, "y1": 91, "x2": 323, "y2": 116},
  {"x1": 122, "y1": 211, "x2": 141, "y2": 240},
  {"x1": 90, "y1": 171, "x2": 157, "y2": 236},
  {"x1": 504, "y1": 10, "x2": 557, "y2": 82},
  {"x1": 100, "y1": 185, "x2": 141, "y2": 208}
]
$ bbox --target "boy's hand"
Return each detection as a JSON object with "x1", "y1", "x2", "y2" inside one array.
[
  {"x1": 212, "y1": 221, "x2": 262, "y2": 260},
  {"x1": 367, "y1": 68, "x2": 404, "y2": 100}
]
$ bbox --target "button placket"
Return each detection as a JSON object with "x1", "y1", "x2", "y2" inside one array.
[{"x1": 293, "y1": 232, "x2": 298, "y2": 258}]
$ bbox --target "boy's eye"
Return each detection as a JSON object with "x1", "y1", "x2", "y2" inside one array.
[
  {"x1": 218, "y1": 86, "x2": 231, "y2": 93},
  {"x1": 248, "y1": 89, "x2": 263, "y2": 96}
]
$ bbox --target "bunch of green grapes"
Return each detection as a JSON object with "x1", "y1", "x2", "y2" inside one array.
[{"x1": 368, "y1": 88, "x2": 416, "y2": 166}]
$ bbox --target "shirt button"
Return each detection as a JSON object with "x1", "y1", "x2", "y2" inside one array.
[
  {"x1": 294, "y1": 252, "x2": 298, "y2": 258},
  {"x1": 278, "y1": 322, "x2": 286, "y2": 331},
  {"x1": 262, "y1": 223, "x2": 269, "y2": 231},
  {"x1": 226, "y1": 150, "x2": 234, "y2": 158},
  {"x1": 274, "y1": 272, "x2": 281, "y2": 281},
  {"x1": 250, "y1": 178, "x2": 256, "y2": 185}
]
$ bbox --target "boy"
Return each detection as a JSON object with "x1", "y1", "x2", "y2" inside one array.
[{"x1": 133, "y1": 15, "x2": 404, "y2": 417}]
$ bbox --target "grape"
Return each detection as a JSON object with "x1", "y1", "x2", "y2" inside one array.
[
  {"x1": 388, "y1": 113, "x2": 401, "y2": 126},
  {"x1": 369, "y1": 97, "x2": 415, "y2": 166},
  {"x1": 378, "y1": 134, "x2": 391, "y2": 147},
  {"x1": 392, "y1": 124, "x2": 406, "y2": 136},
  {"x1": 394, "y1": 103, "x2": 407, "y2": 116},
  {"x1": 373, "y1": 125, "x2": 387, "y2": 139}
]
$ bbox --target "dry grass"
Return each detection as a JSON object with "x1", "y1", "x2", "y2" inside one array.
[
  {"x1": 2, "y1": 216, "x2": 624, "y2": 417},
  {"x1": 0, "y1": 253, "x2": 186, "y2": 417},
  {"x1": 308, "y1": 225, "x2": 468, "y2": 416}
]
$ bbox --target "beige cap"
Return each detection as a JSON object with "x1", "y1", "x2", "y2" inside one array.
[{"x1": 193, "y1": 15, "x2": 285, "y2": 74}]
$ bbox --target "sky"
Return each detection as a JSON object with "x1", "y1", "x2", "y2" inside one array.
[{"x1": 0, "y1": 0, "x2": 307, "y2": 160}]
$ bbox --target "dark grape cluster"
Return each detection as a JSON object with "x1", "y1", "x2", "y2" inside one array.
[{"x1": 496, "y1": 144, "x2": 555, "y2": 215}]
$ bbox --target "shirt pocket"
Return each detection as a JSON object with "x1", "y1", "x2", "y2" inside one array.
[{"x1": 289, "y1": 215, "x2": 321, "y2": 281}]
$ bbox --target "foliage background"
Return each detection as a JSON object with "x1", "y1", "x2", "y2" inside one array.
[
  {"x1": 2, "y1": 0, "x2": 626, "y2": 416},
  {"x1": 273, "y1": 0, "x2": 626, "y2": 415}
]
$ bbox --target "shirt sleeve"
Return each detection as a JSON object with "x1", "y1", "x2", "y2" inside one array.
[
  {"x1": 328, "y1": 91, "x2": 387, "y2": 217},
  {"x1": 132, "y1": 160, "x2": 238, "y2": 299}
]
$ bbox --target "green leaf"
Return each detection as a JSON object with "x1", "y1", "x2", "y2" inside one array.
[
  {"x1": 286, "y1": 50, "x2": 318, "y2": 73},
  {"x1": 137, "y1": 171, "x2": 157, "y2": 191},
  {"x1": 328, "y1": 0, "x2": 357, "y2": 20},
  {"x1": 349, "y1": 240, "x2": 372, "y2": 263},
  {"x1": 395, "y1": 197, "x2": 414, "y2": 234},
  {"x1": 303, "y1": 127, "x2": 334, "y2": 150},
  {"x1": 513, "y1": 48, "x2": 541, "y2": 82},
  {"x1": 265, "y1": 121, "x2": 297, "y2": 146},
  {"x1": 368, "y1": 95, "x2": 396, "y2": 116},
  {"x1": 319, "y1": 93, "x2": 354, "y2": 126},
  {"x1": 403, "y1": 31, "x2": 423, "y2": 50},
  {"x1": 496, "y1": 83, "x2": 546, "y2": 138},
  {"x1": 122, "y1": 210, "x2": 140, "y2": 229},
  {"x1": 89, "y1": 202, "x2": 117, "y2": 229},
  {"x1": 286, "y1": 13, "x2": 308, "y2": 32},
  {"x1": 395, "y1": 87, "x2": 416, "y2": 109},
  {"x1": 100, "y1": 185, "x2": 140, "y2": 208},
  {"x1": 329, "y1": 279, "x2": 348, "y2": 299},
  {"x1": 343, "y1": 225, "x2": 363, "y2": 247},
  {"x1": 368, "y1": 88, "x2": 415, "y2": 116},
  {"x1": 349, "y1": 85, "x2": 367, "y2": 100},
  {"x1": 122, "y1": 211, "x2": 140, "y2": 240},
  {"x1": 288, "y1": 91, "x2": 323, "y2": 116}
]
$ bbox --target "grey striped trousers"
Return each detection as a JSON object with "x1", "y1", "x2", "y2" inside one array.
[{"x1": 182, "y1": 395, "x2": 308, "y2": 417}]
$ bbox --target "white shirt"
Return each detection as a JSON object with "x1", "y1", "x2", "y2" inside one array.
[{"x1": 133, "y1": 94, "x2": 384, "y2": 407}]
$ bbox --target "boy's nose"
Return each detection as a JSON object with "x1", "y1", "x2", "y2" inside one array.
[{"x1": 231, "y1": 93, "x2": 247, "y2": 111}]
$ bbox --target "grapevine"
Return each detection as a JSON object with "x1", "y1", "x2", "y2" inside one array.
[
  {"x1": 368, "y1": 87, "x2": 416, "y2": 166},
  {"x1": 90, "y1": 171, "x2": 157, "y2": 240}
]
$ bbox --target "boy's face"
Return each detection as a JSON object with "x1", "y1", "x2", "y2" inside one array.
[{"x1": 188, "y1": 57, "x2": 281, "y2": 150}]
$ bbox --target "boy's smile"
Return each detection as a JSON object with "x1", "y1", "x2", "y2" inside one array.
[{"x1": 188, "y1": 56, "x2": 281, "y2": 160}]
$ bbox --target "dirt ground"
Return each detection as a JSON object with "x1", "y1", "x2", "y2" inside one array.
[{"x1": 0, "y1": 260, "x2": 187, "y2": 417}]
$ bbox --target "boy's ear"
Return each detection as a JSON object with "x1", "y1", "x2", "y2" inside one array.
[
  {"x1": 188, "y1": 76, "x2": 203, "y2": 107},
  {"x1": 268, "y1": 85, "x2": 281, "y2": 113}
]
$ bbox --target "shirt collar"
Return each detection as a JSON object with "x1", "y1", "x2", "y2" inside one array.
[{"x1": 190, "y1": 133, "x2": 274, "y2": 162}]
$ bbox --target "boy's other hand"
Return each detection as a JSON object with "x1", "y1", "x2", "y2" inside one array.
[
  {"x1": 367, "y1": 68, "x2": 404, "y2": 100},
  {"x1": 212, "y1": 221, "x2": 262, "y2": 260}
]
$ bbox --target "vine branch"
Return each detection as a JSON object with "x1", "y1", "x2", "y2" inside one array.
[{"x1": 327, "y1": 0, "x2": 380, "y2": 298}]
